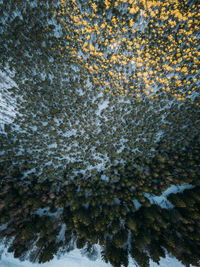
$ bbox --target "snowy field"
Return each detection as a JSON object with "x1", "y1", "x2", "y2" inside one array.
[
  {"x1": 0, "y1": 245, "x2": 192, "y2": 267},
  {"x1": 0, "y1": 69, "x2": 18, "y2": 132}
]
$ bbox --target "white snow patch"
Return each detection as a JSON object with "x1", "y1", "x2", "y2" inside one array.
[
  {"x1": 144, "y1": 183, "x2": 195, "y2": 209},
  {"x1": 0, "y1": 244, "x2": 112, "y2": 267},
  {"x1": 96, "y1": 99, "x2": 109, "y2": 116},
  {"x1": 0, "y1": 242, "x2": 193, "y2": 267},
  {"x1": 0, "y1": 70, "x2": 18, "y2": 129},
  {"x1": 133, "y1": 199, "x2": 142, "y2": 210},
  {"x1": 149, "y1": 254, "x2": 196, "y2": 267},
  {"x1": 56, "y1": 224, "x2": 66, "y2": 243},
  {"x1": 33, "y1": 207, "x2": 63, "y2": 217},
  {"x1": 48, "y1": 143, "x2": 58, "y2": 149},
  {"x1": 0, "y1": 223, "x2": 8, "y2": 231},
  {"x1": 128, "y1": 252, "x2": 195, "y2": 267}
]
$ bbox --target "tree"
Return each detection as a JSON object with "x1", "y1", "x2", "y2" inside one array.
[{"x1": 126, "y1": 215, "x2": 137, "y2": 232}]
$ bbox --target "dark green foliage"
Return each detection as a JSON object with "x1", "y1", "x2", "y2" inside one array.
[
  {"x1": 102, "y1": 238, "x2": 128, "y2": 267},
  {"x1": 113, "y1": 229, "x2": 128, "y2": 248},
  {"x1": 0, "y1": 1, "x2": 199, "y2": 265},
  {"x1": 76, "y1": 237, "x2": 86, "y2": 249},
  {"x1": 126, "y1": 215, "x2": 137, "y2": 232},
  {"x1": 130, "y1": 242, "x2": 150, "y2": 267},
  {"x1": 0, "y1": 135, "x2": 200, "y2": 266},
  {"x1": 38, "y1": 242, "x2": 59, "y2": 263}
]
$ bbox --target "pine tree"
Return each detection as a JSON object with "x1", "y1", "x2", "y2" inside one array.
[{"x1": 126, "y1": 215, "x2": 137, "y2": 232}]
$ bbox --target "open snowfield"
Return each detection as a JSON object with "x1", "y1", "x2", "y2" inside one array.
[{"x1": 0, "y1": 245, "x2": 191, "y2": 267}]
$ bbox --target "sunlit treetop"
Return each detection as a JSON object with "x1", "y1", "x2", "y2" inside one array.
[{"x1": 54, "y1": 0, "x2": 200, "y2": 106}]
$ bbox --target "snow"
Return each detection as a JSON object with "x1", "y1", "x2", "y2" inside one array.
[
  {"x1": 133, "y1": 199, "x2": 142, "y2": 210},
  {"x1": 0, "y1": 70, "x2": 18, "y2": 130},
  {"x1": 96, "y1": 99, "x2": 110, "y2": 116},
  {"x1": 33, "y1": 207, "x2": 63, "y2": 217},
  {"x1": 0, "y1": 243, "x2": 194, "y2": 267},
  {"x1": 0, "y1": 244, "x2": 112, "y2": 267},
  {"x1": 161, "y1": 183, "x2": 195, "y2": 195},
  {"x1": 150, "y1": 256, "x2": 195, "y2": 267},
  {"x1": 144, "y1": 183, "x2": 195, "y2": 209},
  {"x1": 128, "y1": 253, "x2": 196, "y2": 267},
  {"x1": 56, "y1": 224, "x2": 66, "y2": 243}
]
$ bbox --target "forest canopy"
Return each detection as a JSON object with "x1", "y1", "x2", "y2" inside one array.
[{"x1": 0, "y1": 0, "x2": 200, "y2": 267}]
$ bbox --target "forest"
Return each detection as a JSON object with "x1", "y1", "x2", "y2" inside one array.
[{"x1": 0, "y1": 0, "x2": 199, "y2": 266}]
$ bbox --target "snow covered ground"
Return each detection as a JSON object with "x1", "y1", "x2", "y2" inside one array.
[
  {"x1": 0, "y1": 244, "x2": 193, "y2": 267},
  {"x1": 0, "y1": 244, "x2": 111, "y2": 267},
  {"x1": 0, "y1": 69, "x2": 18, "y2": 132},
  {"x1": 144, "y1": 183, "x2": 195, "y2": 209}
]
